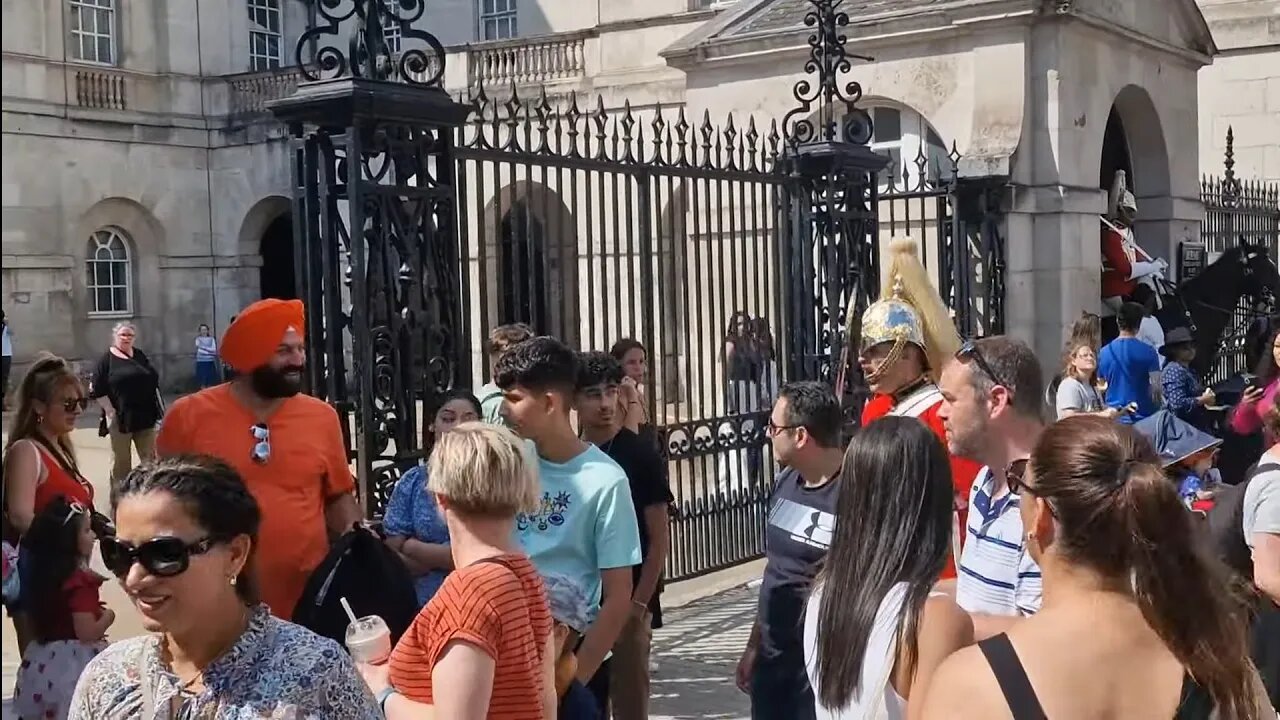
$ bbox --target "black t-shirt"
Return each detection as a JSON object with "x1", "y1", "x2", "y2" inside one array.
[
  {"x1": 90, "y1": 349, "x2": 161, "y2": 433},
  {"x1": 601, "y1": 427, "x2": 674, "y2": 628},
  {"x1": 756, "y1": 467, "x2": 839, "y2": 687}
]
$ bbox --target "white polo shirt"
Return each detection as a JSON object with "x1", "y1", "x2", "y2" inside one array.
[{"x1": 956, "y1": 467, "x2": 1043, "y2": 616}]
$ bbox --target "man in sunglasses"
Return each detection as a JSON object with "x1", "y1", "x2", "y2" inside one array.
[
  {"x1": 937, "y1": 335, "x2": 1045, "y2": 640},
  {"x1": 853, "y1": 239, "x2": 983, "y2": 578},
  {"x1": 156, "y1": 299, "x2": 363, "y2": 620}
]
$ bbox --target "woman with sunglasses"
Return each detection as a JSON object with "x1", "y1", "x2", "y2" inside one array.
[
  {"x1": 382, "y1": 389, "x2": 482, "y2": 607},
  {"x1": 69, "y1": 456, "x2": 381, "y2": 718},
  {"x1": 3, "y1": 353, "x2": 95, "y2": 655},
  {"x1": 922, "y1": 416, "x2": 1272, "y2": 718},
  {"x1": 13, "y1": 497, "x2": 113, "y2": 719}
]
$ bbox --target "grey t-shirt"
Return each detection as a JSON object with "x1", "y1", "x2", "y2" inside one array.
[
  {"x1": 1055, "y1": 377, "x2": 1103, "y2": 419},
  {"x1": 1244, "y1": 465, "x2": 1280, "y2": 549}
]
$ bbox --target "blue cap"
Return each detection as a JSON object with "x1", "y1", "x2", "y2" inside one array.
[
  {"x1": 1133, "y1": 410, "x2": 1221, "y2": 468},
  {"x1": 542, "y1": 573, "x2": 591, "y2": 634}
]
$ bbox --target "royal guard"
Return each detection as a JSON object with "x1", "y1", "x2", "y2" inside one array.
[
  {"x1": 1101, "y1": 170, "x2": 1168, "y2": 315},
  {"x1": 852, "y1": 239, "x2": 983, "y2": 578}
]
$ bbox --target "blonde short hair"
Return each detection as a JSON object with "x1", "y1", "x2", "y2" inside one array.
[{"x1": 427, "y1": 422, "x2": 540, "y2": 517}]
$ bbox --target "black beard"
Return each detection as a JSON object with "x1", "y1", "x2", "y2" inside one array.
[{"x1": 249, "y1": 364, "x2": 304, "y2": 399}]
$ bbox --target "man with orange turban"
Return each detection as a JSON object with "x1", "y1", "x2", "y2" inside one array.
[{"x1": 157, "y1": 298, "x2": 363, "y2": 618}]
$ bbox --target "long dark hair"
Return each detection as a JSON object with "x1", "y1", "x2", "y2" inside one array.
[
  {"x1": 23, "y1": 496, "x2": 89, "y2": 632},
  {"x1": 1253, "y1": 326, "x2": 1279, "y2": 385},
  {"x1": 1029, "y1": 417, "x2": 1258, "y2": 719},
  {"x1": 813, "y1": 416, "x2": 953, "y2": 710},
  {"x1": 113, "y1": 456, "x2": 263, "y2": 605}
]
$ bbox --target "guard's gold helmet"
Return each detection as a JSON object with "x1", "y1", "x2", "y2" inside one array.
[{"x1": 855, "y1": 239, "x2": 960, "y2": 382}]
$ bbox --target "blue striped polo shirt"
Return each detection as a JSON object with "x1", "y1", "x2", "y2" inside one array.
[{"x1": 956, "y1": 467, "x2": 1043, "y2": 616}]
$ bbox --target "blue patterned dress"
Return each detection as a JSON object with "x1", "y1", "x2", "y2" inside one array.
[
  {"x1": 67, "y1": 605, "x2": 381, "y2": 719},
  {"x1": 382, "y1": 464, "x2": 452, "y2": 607}
]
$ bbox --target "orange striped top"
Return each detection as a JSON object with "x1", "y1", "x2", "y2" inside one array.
[{"x1": 388, "y1": 553, "x2": 552, "y2": 718}]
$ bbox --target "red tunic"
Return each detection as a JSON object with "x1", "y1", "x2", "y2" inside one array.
[
  {"x1": 1101, "y1": 221, "x2": 1136, "y2": 300},
  {"x1": 862, "y1": 392, "x2": 982, "y2": 580}
]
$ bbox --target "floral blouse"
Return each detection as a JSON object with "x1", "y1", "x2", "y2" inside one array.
[
  {"x1": 67, "y1": 605, "x2": 380, "y2": 719},
  {"x1": 382, "y1": 464, "x2": 451, "y2": 607}
]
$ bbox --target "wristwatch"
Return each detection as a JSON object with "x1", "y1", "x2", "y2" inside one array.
[{"x1": 376, "y1": 686, "x2": 398, "y2": 713}]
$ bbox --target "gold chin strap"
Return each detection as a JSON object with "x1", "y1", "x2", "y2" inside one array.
[{"x1": 863, "y1": 337, "x2": 906, "y2": 385}]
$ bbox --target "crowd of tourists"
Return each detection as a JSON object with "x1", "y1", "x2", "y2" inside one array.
[{"x1": 0, "y1": 237, "x2": 1276, "y2": 719}]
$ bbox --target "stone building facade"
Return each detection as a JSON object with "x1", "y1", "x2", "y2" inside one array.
[{"x1": 1, "y1": 0, "x2": 1274, "y2": 385}]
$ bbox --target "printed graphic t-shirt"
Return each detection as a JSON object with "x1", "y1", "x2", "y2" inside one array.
[
  {"x1": 156, "y1": 385, "x2": 355, "y2": 618},
  {"x1": 389, "y1": 554, "x2": 552, "y2": 718},
  {"x1": 517, "y1": 443, "x2": 642, "y2": 618},
  {"x1": 1098, "y1": 337, "x2": 1160, "y2": 423},
  {"x1": 756, "y1": 468, "x2": 839, "y2": 694}
]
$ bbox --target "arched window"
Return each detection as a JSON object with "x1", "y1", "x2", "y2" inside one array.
[
  {"x1": 86, "y1": 227, "x2": 132, "y2": 316},
  {"x1": 869, "y1": 105, "x2": 950, "y2": 191}
]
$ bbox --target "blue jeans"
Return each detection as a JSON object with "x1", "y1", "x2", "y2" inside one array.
[{"x1": 195, "y1": 360, "x2": 219, "y2": 388}]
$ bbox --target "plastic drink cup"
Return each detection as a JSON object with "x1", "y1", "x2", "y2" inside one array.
[{"x1": 345, "y1": 615, "x2": 392, "y2": 665}]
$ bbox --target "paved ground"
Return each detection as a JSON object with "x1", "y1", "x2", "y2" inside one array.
[{"x1": 1, "y1": 422, "x2": 762, "y2": 717}]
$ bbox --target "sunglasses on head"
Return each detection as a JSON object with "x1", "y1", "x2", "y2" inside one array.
[
  {"x1": 956, "y1": 340, "x2": 1011, "y2": 392},
  {"x1": 100, "y1": 535, "x2": 222, "y2": 578},
  {"x1": 250, "y1": 423, "x2": 270, "y2": 464}
]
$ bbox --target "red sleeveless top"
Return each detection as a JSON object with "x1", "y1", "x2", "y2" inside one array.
[{"x1": 31, "y1": 442, "x2": 94, "y2": 513}]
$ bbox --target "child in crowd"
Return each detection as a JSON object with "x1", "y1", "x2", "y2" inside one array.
[
  {"x1": 544, "y1": 574, "x2": 603, "y2": 719},
  {"x1": 13, "y1": 497, "x2": 115, "y2": 719},
  {"x1": 1134, "y1": 410, "x2": 1223, "y2": 513}
]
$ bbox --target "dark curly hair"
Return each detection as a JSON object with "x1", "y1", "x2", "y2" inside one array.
[
  {"x1": 23, "y1": 496, "x2": 91, "y2": 637},
  {"x1": 113, "y1": 456, "x2": 262, "y2": 605},
  {"x1": 576, "y1": 351, "x2": 624, "y2": 391},
  {"x1": 494, "y1": 336, "x2": 579, "y2": 396}
]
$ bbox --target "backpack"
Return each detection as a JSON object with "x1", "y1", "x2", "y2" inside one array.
[
  {"x1": 1205, "y1": 462, "x2": 1277, "y2": 582},
  {"x1": 292, "y1": 525, "x2": 420, "y2": 648}
]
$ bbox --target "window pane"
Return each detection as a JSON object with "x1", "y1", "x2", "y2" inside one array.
[
  {"x1": 93, "y1": 263, "x2": 110, "y2": 287},
  {"x1": 112, "y1": 287, "x2": 129, "y2": 313},
  {"x1": 95, "y1": 8, "x2": 111, "y2": 35},
  {"x1": 98, "y1": 36, "x2": 112, "y2": 64},
  {"x1": 874, "y1": 108, "x2": 901, "y2": 143},
  {"x1": 95, "y1": 288, "x2": 112, "y2": 313},
  {"x1": 267, "y1": 35, "x2": 279, "y2": 61},
  {"x1": 110, "y1": 262, "x2": 126, "y2": 286}
]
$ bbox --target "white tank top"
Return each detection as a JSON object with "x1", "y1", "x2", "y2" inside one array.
[{"x1": 804, "y1": 582, "x2": 909, "y2": 720}]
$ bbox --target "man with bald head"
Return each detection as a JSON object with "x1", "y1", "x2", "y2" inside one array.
[{"x1": 156, "y1": 299, "x2": 363, "y2": 618}]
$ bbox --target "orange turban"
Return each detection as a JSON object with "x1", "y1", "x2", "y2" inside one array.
[{"x1": 221, "y1": 299, "x2": 305, "y2": 371}]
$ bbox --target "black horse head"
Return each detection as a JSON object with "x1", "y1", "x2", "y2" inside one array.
[{"x1": 1167, "y1": 242, "x2": 1280, "y2": 378}]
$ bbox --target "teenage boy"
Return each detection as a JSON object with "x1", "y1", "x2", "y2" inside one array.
[
  {"x1": 477, "y1": 323, "x2": 534, "y2": 425},
  {"x1": 495, "y1": 336, "x2": 642, "y2": 711},
  {"x1": 575, "y1": 351, "x2": 673, "y2": 720}
]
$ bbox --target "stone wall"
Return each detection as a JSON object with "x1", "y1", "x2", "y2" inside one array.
[{"x1": 1197, "y1": 0, "x2": 1280, "y2": 181}]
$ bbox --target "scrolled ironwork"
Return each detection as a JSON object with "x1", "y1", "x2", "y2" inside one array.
[
  {"x1": 296, "y1": 0, "x2": 446, "y2": 87},
  {"x1": 780, "y1": 0, "x2": 876, "y2": 147}
]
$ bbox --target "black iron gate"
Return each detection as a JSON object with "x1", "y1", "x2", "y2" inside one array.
[{"x1": 276, "y1": 0, "x2": 1006, "y2": 582}]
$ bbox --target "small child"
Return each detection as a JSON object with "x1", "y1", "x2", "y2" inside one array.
[
  {"x1": 1134, "y1": 410, "x2": 1223, "y2": 512},
  {"x1": 13, "y1": 496, "x2": 115, "y2": 719},
  {"x1": 542, "y1": 574, "x2": 602, "y2": 720}
]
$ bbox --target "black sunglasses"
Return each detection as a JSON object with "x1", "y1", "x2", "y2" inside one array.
[
  {"x1": 100, "y1": 535, "x2": 222, "y2": 578},
  {"x1": 62, "y1": 397, "x2": 90, "y2": 412},
  {"x1": 956, "y1": 340, "x2": 1010, "y2": 391}
]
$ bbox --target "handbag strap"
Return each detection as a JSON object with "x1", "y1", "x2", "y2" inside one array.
[{"x1": 978, "y1": 634, "x2": 1047, "y2": 720}]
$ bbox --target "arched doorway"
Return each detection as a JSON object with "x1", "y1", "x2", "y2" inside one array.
[
  {"x1": 259, "y1": 214, "x2": 297, "y2": 300},
  {"x1": 498, "y1": 201, "x2": 548, "y2": 330},
  {"x1": 1100, "y1": 106, "x2": 1133, "y2": 195}
]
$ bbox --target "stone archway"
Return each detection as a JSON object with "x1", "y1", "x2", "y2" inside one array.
[
  {"x1": 238, "y1": 196, "x2": 294, "y2": 300},
  {"x1": 479, "y1": 181, "x2": 578, "y2": 347},
  {"x1": 1101, "y1": 85, "x2": 1173, "y2": 262}
]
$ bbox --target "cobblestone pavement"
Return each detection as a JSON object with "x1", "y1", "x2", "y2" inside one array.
[{"x1": 649, "y1": 584, "x2": 756, "y2": 720}]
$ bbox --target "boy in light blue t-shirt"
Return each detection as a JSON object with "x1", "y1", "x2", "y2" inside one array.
[{"x1": 494, "y1": 336, "x2": 641, "y2": 697}]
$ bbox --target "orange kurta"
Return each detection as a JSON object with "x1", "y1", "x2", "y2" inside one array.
[
  {"x1": 862, "y1": 392, "x2": 981, "y2": 580},
  {"x1": 156, "y1": 385, "x2": 354, "y2": 618}
]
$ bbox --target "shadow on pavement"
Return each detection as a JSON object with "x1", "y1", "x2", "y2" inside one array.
[{"x1": 649, "y1": 585, "x2": 756, "y2": 720}]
